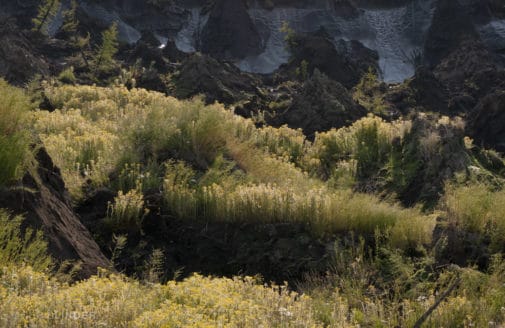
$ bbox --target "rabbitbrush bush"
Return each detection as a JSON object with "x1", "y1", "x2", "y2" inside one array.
[
  {"x1": 1, "y1": 259, "x2": 505, "y2": 327},
  {"x1": 0, "y1": 268, "x2": 320, "y2": 327}
]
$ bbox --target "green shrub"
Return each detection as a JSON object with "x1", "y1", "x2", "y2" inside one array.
[
  {"x1": 353, "y1": 68, "x2": 388, "y2": 115},
  {"x1": 93, "y1": 22, "x2": 118, "y2": 77},
  {"x1": 57, "y1": 66, "x2": 77, "y2": 84},
  {"x1": 0, "y1": 79, "x2": 32, "y2": 187},
  {"x1": 310, "y1": 116, "x2": 410, "y2": 182},
  {"x1": 114, "y1": 162, "x2": 164, "y2": 193},
  {"x1": 32, "y1": 0, "x2": 60, "y2": 35}
]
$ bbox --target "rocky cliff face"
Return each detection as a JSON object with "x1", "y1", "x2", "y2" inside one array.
[
  {"x1": 4, "y1": 0, "x2": 503, "y2": 83},
  {"x1": 200, "y1": 0, "x2": 263, "y2": 59},
  {"x1": 0, "y1": 18, "x2": 49, "y2": 84}
]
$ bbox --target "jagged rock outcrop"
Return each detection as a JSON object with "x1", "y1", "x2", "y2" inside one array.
[
  {"x1": 0, "y1": 0, "x2": 38, "y2": 29},
  {"x1": 252, "y1": 0, "x2": 358, "y2": 12},
  {"x1": 465, "y1": 0, "x2": 505, "y2": 22},
  {"x1": 275, "y1": 70, "x2": 367, "y2": 137},
  {"x1": 201, "y1": 0, "x2": 263, "y2": 60},
  {"x1": 353, "y1": 0, "x2": 411, "y2": 8},
  {"x1": 174, "y1": 53, "x2": 262, "y2": 104},
  {"x1": 80, "y1": 187, "x2": 337, "y2": 283},
  {"x1": 133, "y1": 218, "x2": 333, "y2": 284},
  {"x1": 281, "y1": 31, "x2": 378, "y2": 89},
  {"x1": 0, "y1": 18, "x2": 49, "y2": 85},
  {"x1": 391, "y1": 114, "x2": 470, "y2": 207},
  {"x1": 386, "y1": 67, "x2": 449, "y2": 114},
  {"x1": 0, "y1": 148, "x2": 110, "y2": 279},
  {"x1": 162, "y1": 38, "x2": 187, "y2": 62},
  {"x1": 469, "y1": 91, "x2": 505, "y2": 153},
  {"x1": 424, "y1": 0, "x2": 479, "y2": 69},
  {"x1": 434, "y1": 40, "x2": 502, "y2": 100},
  {"x1": 335, "y1": 39, "x2": 380, "y2": 77}
]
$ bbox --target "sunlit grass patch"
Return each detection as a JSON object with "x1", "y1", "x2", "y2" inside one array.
[
  {"x1": 0, "y1": 79, "x2": 33, "y2": 187},
  {"x1": 443, "y1": 183, "x2": 505, "y2": 251}
]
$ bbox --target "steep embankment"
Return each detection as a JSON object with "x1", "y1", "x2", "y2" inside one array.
[{"x1": 0, "y1": 147, "x2": 110, "y2": 279}]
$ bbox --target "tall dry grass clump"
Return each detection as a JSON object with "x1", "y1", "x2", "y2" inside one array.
[
  {"x1": 0, "y1": 209, "x2": 52, "y2": 272},
  {"x1": 444, "y1": 183, "x2": 505, "y2": 250},
  {"x1": 0, "y1": 79, "x2": 32, "y2": 187}
]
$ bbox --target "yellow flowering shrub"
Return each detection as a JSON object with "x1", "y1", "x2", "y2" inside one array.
[
  {"x1": 0, "y1": 267, "x2": 321, "y2": 328},
  {"x1": 1, "y1": 264, "x2": 505, "y2": 327},
  {"x1": 135, "y1": 275, "x2": 318, "y2": 328},
  {"x1": 33, "y1": 108, "x2": 119, "y2": 199}
]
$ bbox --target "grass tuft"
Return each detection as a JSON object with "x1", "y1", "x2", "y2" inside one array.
[{"x1": 0, "y1": 79, "x2": 32, "y2": 187}]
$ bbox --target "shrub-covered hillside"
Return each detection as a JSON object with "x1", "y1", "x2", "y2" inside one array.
[
  {"x1": 1, "y1": 79, "x2": 505, "y2": 326},
  {"x1": 2, "y1": 0, "x2": 505, "y2": 325},
  {"x1": 34, "y1": 84, "x2": 432, "y2": 246}
]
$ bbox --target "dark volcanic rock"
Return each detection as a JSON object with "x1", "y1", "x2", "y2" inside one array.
[
  {"x1": 174, "y1": 53, "x2": 262, "y2": 104},
  {"x1": 424, "y1": 0, "x2": 479, "y2": 69},
  {"x1": 469, "y1": 91, "x2": 505, "y2": 153},
  {"x1": 258, "y1": 0, "x2": 360, "y2": 18},
  {"x1": 0, "y1": 0, "x2": 37, "y2": 29},
  {"x1": 433, "y1": 220, "x2": 491, "y2": 270},
  {"x1": 121, "y1": 216, "x2": 334, "y2": 284},
  {"x1": 276, "y1": 70, "x2": 367, "y2": 137},
  {"x1": 386, "y1": 67, "x2": 449, "y2": 114},
  {"x1": 201, "y1": 0, "x2": 263, "y2": 60},
  {"x1": 353, "y1": 0, "x2": 411, "y2": 8},
  {"x1": 0, "y1": 18, "x2": 49, "y2": 85},
  {"x1": 283, "y1": 32, "x2": 378, "y2": 89},
  {"x1": 335, "y1": 39, "x2": 380, "y2": 76},
  {"x1": 162, "y1": 38, "x2": 187, "y2": 62},
  {"x1": 408, "y1": 68, "x2": 448, "y2": 111},
  {"x1": 434, "y1": 40, "x2": 498, "y2": 95},
  {"x1": 431, "y1": 39, "x2": 505, "y2": 116},
  {"x1": 465, "y1": 0, "x2": 505, "y2": 23},
  {"x1": 0, "y1": 148, "x2": 110, "y2": 279}
]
